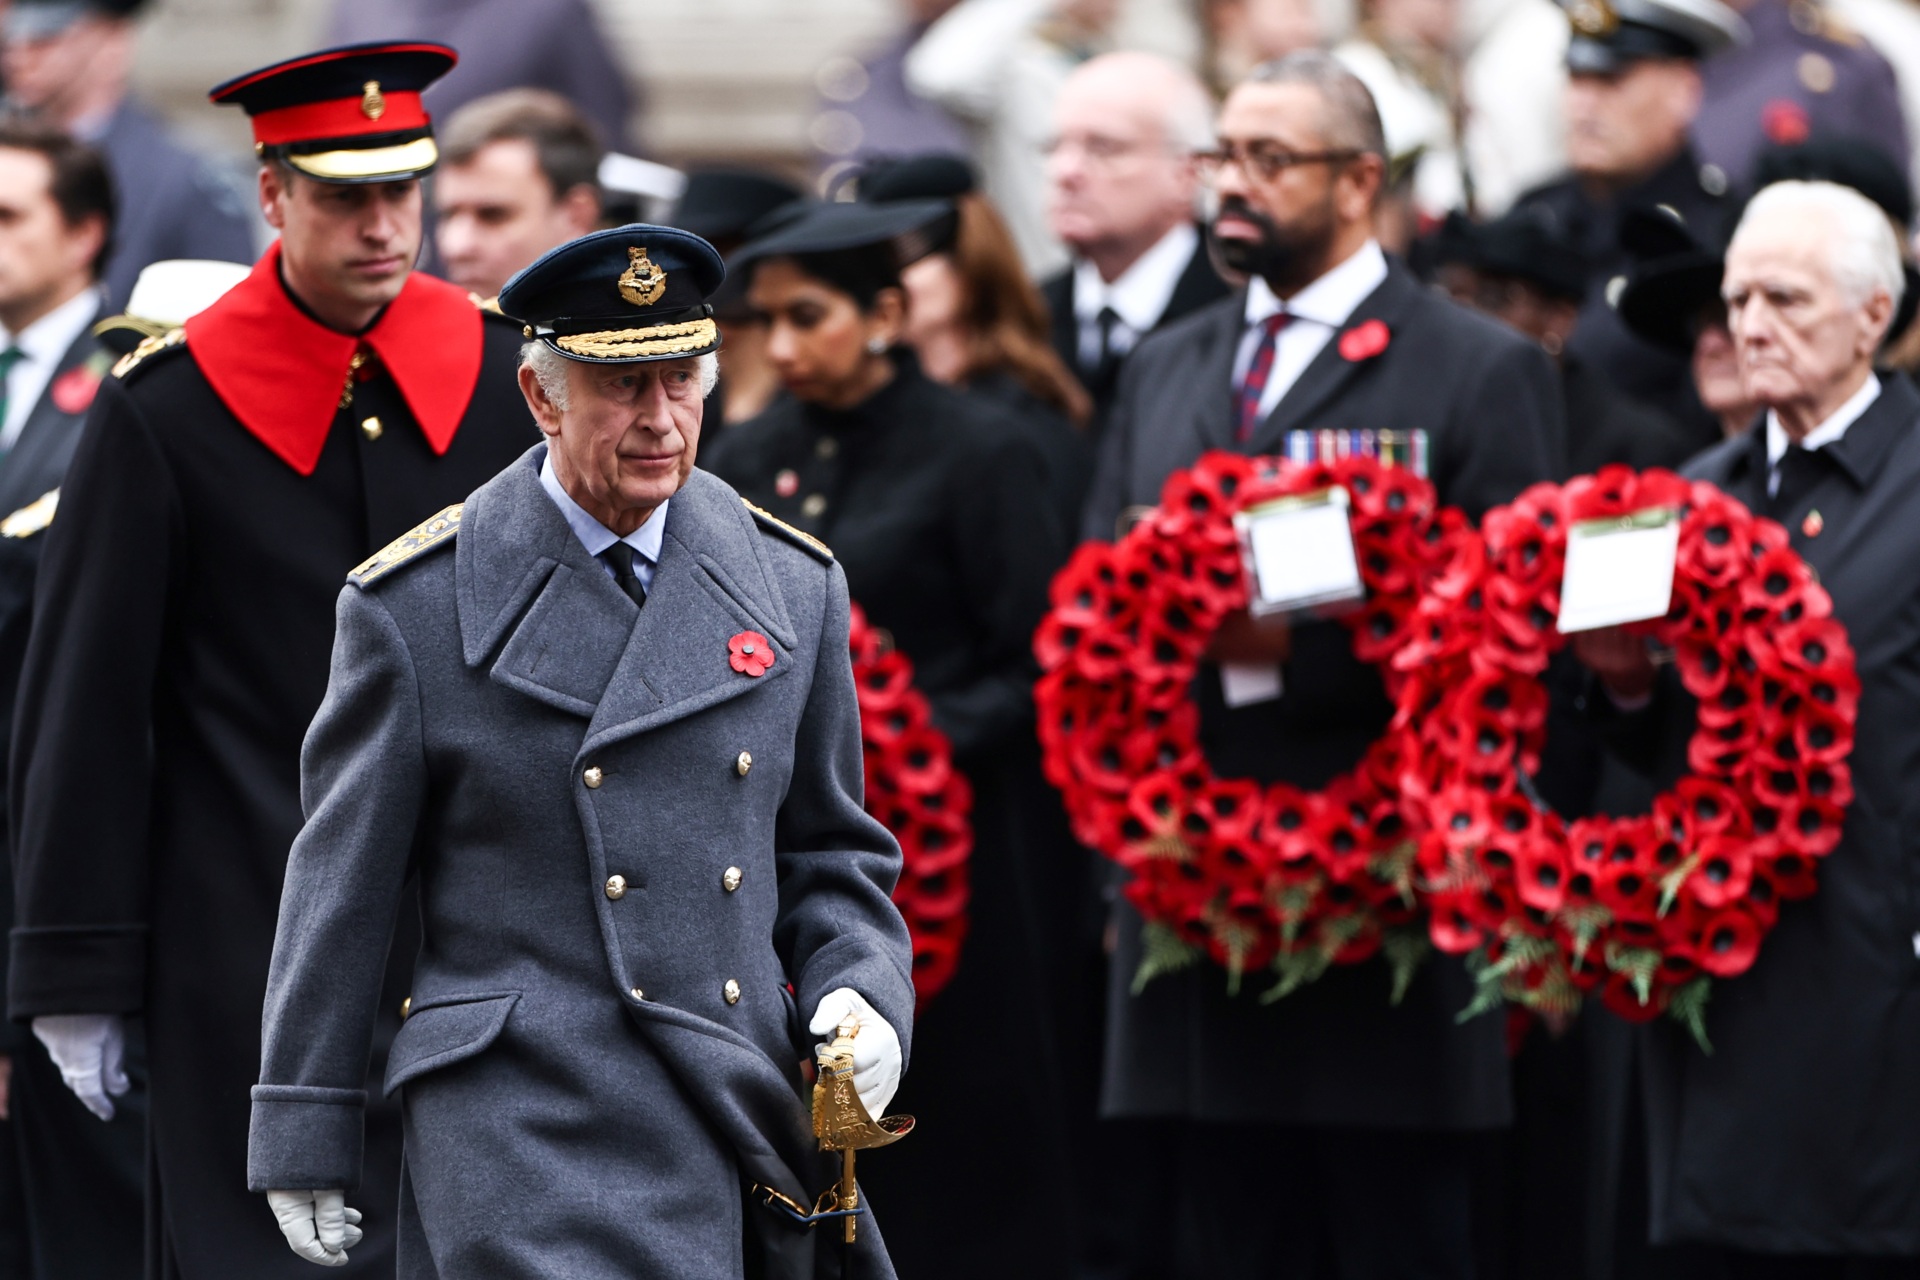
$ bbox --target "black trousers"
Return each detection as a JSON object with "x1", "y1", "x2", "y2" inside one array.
[
  {"x1": 1173, "y1": 1122, "x2": 1479, "y2": 1280},
  {"x1": 0, "y1": 1031, "x2": 145, "y2": 1280}
]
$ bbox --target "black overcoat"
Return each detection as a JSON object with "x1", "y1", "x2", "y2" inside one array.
[
  {"x1": 704, "y1": 358, "x2": 1080, "y2": 1277},
  {"x1": 6, "y1": 298, "x2": 538, "y2": 1278},
  {"x1": 0, "y1": 315, "x2": 147, "y2": 1279},
  {"x1": 1082, "y1": 260, "x2": 1562, "y2": 1130},
  {"x1": 1613, "y1": 376, "x2": 1920, "y2": 1254}
]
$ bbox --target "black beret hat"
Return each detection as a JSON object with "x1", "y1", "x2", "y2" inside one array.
[
  {"x1": 1470, "y1": 205, "x2": 1591, "y2": 303},
  {"x1": 1749, "y1": 138, "x2": 1913, "y2": 230},
  {"x1": 209, "y1": 42, "x2": 456, "y2": 184},
  {"x1": 498, "y1": 224, "x2": 726, "y2": 364},
  {"x1": 730, "y1": 199, "x2": 957, "y2": 274},
  {"x1": 859, "y1": 152, "x2": 978, "y2": 203},
  {"x1": 672, "y1": 169, "x2": 805, "y2": 247}
]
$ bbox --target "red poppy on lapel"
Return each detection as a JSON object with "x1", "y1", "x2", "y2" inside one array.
[
  {"x1": 50, "y1": 367, "x2": 100, "y2": 415},
  {"x1": 1337, "y1": 318, "x2": 1391, "y2": 362},
  {"x1": 727, "y1": 631, "x2": 773, "y2": 677}
]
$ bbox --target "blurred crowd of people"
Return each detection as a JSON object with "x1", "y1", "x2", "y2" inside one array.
[{"x1": 0, "y1": 0, "x2": 1914, "y2": 1276}]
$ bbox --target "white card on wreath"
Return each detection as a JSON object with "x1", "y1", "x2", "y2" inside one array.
[
  {"x1": 1555, "y1": 507, "x2": 1680, "y2": 634},
  {"x1": 1235, "y1": 487, "x2": 1365, "y2": 617}
]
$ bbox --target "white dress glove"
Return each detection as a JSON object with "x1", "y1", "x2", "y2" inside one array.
[
  {"x1": 31, "y1": 1013, "x2": 128, "y2": 1120},
  {"x1": 267, "y1": 1189, "x2": 363, "y2": 1267},
  {"x1": 809, "y1": 987, "x2": 903, "y2": 1118}
]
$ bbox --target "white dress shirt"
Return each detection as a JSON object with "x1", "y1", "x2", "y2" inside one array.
[
  {"x1": 1232, "y1": 241, "x2": 1391, "y2": 427},
  {"x1": 538, "y1": 449, "x2": 666, "y2": 595},
  {"x1": 1071, "y1": 221, "x2": 1200, "y2": 368},
  {"x1": 1764, "y1": 373, "x2": 1881, "y2": 496},
  {"x1": 0, "y1": 287, "x2": 102, "y2": 452}
]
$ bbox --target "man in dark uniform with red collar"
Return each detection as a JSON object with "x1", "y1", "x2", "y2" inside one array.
[{"x1": 5, "y1": 43, "x2": 536, "y2": 1277}]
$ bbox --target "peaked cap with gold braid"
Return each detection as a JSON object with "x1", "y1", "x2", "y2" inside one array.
[{"x1": 497, "y1": 224, "x2": 725, "y2": 365}]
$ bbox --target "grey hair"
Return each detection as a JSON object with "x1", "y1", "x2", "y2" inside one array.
[
  {"x1": 519, "y1": 341, "x2": 720, "y2": 410},
  {"x1": 1734, "y1": 180, "x2": 1907, "y2": 314},
  {"x1": 1243, "y1": 51, "x2": 1387, "y2": 161}
]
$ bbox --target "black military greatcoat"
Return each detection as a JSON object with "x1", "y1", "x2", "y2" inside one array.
[
  {"x1": 1613, "y1": 377, "x2": 1920, "y2": 1255},
  {"x1": 1083, "y1": 260, "x2": 1563, "y2": 1132},
  {"x1": 6, "y1": 250, "x2": 538, "y2": 1279},
  {"x1": 705, "y1": 354, "x2": 1078, "y2": 1279}
]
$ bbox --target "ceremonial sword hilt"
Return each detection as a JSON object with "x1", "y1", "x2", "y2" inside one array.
[{"x1": 812, "y1": 1017, "x2": 913, "y2": 1243}]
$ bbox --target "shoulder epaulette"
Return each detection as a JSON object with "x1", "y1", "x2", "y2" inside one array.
[
  {"x1": 743, "y1": 499, "x2": 833, "y2": 564},
  {"x1": 0, "y1": 489, "x2": 58, "y2": 539},
  {"x1": 348, "y1": 503, "x2": 463, "y2": 587},
  {"x1": 111, "y1": 327, "x2": 186, "y2": 380}
]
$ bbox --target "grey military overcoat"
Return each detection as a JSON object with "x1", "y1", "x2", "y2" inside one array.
[{"x1": 247, "y1": 447, "x2": 914, "y2": 1279}]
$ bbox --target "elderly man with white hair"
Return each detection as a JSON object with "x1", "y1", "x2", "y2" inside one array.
[
  {"x1": 1040, "y1": 50, "x2": 1229, "y2": 434},
  {"x1": 1579, "y1": 179, "x2": 1920, "y2": 1272}
]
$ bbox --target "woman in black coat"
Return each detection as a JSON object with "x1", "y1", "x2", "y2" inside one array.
[{"x1": 703, "y1": 200, "x2": 1077, "y2": 1279}]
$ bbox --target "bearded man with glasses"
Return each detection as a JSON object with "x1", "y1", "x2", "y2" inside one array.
[{"x1": 1081, "y1": 50, "x2": 1563, "y2": 1280}]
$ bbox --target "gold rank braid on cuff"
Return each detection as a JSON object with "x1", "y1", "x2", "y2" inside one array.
[{"x1": 554, "y1": 318, "x2": 718, "y2": 359}]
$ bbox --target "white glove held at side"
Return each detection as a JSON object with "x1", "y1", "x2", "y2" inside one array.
[
  {"x1": 31, "y1": 1013, "x2": 128, "y2": 1121},
  {"x1": 808, "y1": 987, "x2": 903, "y2": 1118},
  {"x1": 267, "y1": 1189, "x2": 363, "y2": 1267}
]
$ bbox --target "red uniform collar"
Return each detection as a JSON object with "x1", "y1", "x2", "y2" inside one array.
[{"x1": 184, "y1": 240, "x2": 484, "y2": 475}]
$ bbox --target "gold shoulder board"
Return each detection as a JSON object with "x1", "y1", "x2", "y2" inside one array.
[
  {"x1": 111, "y1": 327, "x2": 186, "y2": 380},
  {"x1": 743, "y1": 499, "x2": 833, "y2": 564},
  {"x1": 348, "y1": 503, "x2": 463, "y2": 588},
  {"x1": 470, "y1": 293, "x2": 504, "y2": 314},
  {"x1": 0, "y1": 489, "x2": 59, "y2": 539}
]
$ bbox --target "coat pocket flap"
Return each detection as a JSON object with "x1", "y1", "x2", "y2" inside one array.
[{"x1": 383, "y1": 992, "x2": 520, "y2": 1097}]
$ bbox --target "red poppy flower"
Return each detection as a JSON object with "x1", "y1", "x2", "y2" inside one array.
[
  {"x1": 728, "y1": 631, "x2": 774, "y2": 677},
  {"x1": 1337, "y1": 318, "x2": 1391, "y2": 361},
  {"x1": 50, "y1": 366, "x2": 99, "y2": 416},
  {"x1": 1695, "y1": 907, "x2": 1764, "y2": 977}
]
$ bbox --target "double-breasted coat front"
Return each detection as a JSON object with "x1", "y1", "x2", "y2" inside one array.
[{"x1": 247, "y1": 452, "x2": 915, "y2": 1280}]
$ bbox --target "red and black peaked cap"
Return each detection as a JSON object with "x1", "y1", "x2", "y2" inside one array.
[{"x1": 209, "y1": 42, "x2": 457, "y2": 184}]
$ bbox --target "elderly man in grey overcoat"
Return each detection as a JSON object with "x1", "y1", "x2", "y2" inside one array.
[{"x1": 245, "y1": 225, "x2": 914, "y2": 1278}]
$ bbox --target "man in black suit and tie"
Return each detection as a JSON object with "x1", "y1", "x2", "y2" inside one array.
[
  {"x1": 1083, "y1": 52, "x2": 1562, "y2": 1279},
  {"x1": 1041, "y1": 50, "x2": 1229, "y2": 437},
  {"x1": 0, "y1": 120, "x2": 144, "y2": 1279}
]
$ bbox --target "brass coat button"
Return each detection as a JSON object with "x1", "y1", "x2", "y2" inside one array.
[
  {"x1": 801, "y1": 493, "x2": 827, "y2": 519},
  {"x1": 584, "y1": 765, "x2": 604, "y2": 789},
  {"x1": 736, "y1": 750, "x2": 753, "y2": 777},
  {"x1": 629, "y1": 986, "x2": 645, "y2": 1001},
  {"x1": 816, "y1": 436, "x2": 839, "y2": 460},
  {"x1": 361, "y1": 416, "x2": 383, "y2": 440},
  {"x1": 723, "y1": 979, "x2": 742, "y2": 1005},
  {"x1": 399, "y1": 996, "x2": 412, "y2": 1020},
  {"x1": 605, "y1": 874, "x2": 627, "y2": 900},
  {"x1": 722, "y1": 866, "x2": 743, "y2": 893}
]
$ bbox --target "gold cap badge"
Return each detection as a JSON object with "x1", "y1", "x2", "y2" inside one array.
[
  {"x1": 361, "y1": 81, "x2": 386, "y2": 121},
  {"x1": 1568, "y1": 0, "x2": 1618, "y2": 36},
  {"x1": 619, "y1": 246, "x2": 668, "y2": 307}
]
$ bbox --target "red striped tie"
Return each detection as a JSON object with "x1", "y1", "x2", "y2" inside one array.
[{"x1": 1236, "y1": 312, "x2": 1291, "y2": 442}]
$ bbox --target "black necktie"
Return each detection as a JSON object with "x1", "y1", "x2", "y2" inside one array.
[
  {"x1": 1767, "y1": 443, "x2": 1829, "y2": 519},
  {"x1": 601, "y1": 542, "x2": 647, "y2": 608},
  {"x1": 1086, "y1": 307, "x2": 1125, "y2": 402}
]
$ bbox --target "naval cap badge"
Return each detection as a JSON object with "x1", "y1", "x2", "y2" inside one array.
[
  {"x1": 1568, "y1": 0, "x2": 1618, "y2": 36},
  {"x1": 619, "y1": 247, "x2": 668, "y2": 307},
  {"x1": 361, "y1": 80, "x2": 386, "y2": 121}
]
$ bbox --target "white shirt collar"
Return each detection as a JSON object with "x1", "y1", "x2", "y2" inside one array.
[
  {"x1": 1072, "y1": 221, "x2": 1200, "y2": 334},
  {"x1": 5, "y1": 287, "x2": 100, "y2": 369},
  {"x1": 1243, "y1": 240, "x2": 1390, "y2": 330},
  {"x1": 537, "y1": 447, "x2": 667, "y2": 565},
  {"x1": 1765, "y1": 373, "x2": 1882, "y2": 468}
]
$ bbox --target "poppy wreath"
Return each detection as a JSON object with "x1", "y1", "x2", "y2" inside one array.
[
  {"x1": 848, "y1": 602, "x2": 973, "y2": 1006},
  {"x1": 1394, "y1": 466, "x2": 1858, "y2": 1046},
  {"x1": 1033, "y1": 450, "x2": 1472, "y2": 1001}
]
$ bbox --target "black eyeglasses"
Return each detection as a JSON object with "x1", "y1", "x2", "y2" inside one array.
[{"x1": 1193, "y1": 141, "x2": 1364, "y2": 182}]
